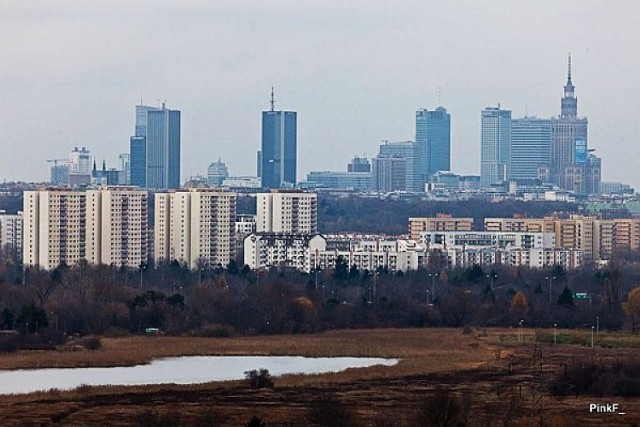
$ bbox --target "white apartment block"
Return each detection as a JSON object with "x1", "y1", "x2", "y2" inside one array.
[
  {"x1": 23, "y1": 187, "x2": 148, "y2": 270},
  {"x1": 257, "y1": 191, "x2": 317, "y2": 234},
  {"x1": 85, "y1": 188, "x2": 148, "y2": 268},
  {"x1": 419, "y1": 231, "x2": 556, "y2": 250},
  {"x1": 312, "y1": 239, "x2": 427, "y2": 273},
  {"x1": 154, "y1": 189, "x2": 236, "y2": 269},
  {"x1": 435, "y1": 246, "x2": 583, "y2": 270},
  {"x1": 0, "y1": 211, "x2": 23, "y2": 261},
  {"x1": 244, "y1": 233, "x2": 326, "y2": 272}
]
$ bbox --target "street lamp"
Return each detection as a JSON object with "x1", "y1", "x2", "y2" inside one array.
[
  {"x1": 545, "y1": 276, "x2": 556, "y2": 304},
  {"x1": 518, "y1": 319, "x2": 524, "y2": 343},
  {"x1": 428, "y1": 272, "x2": 439, "y2": 302},
  {"x1": 487, "y1": 273, "x2": 497, "y2": 290},
  {"x1": 591, "y1": 326, "x2": 595, "y2": 348},
  {"x1": 554, "y1": 323, "x2": 557, "y2": 345},
  {"x1": 596, "y1": 316, "x2": 600, "y2": 335}
]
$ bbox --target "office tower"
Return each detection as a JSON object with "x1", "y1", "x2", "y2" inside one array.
[
  {"x1": 371, "y1": 156, "x2": 408, "y2": 193},
  {"x1": 348, "y1": 156, "x2": 371, "y2": 173},
  {"x1": 260, "y1": 89, "x2": 297, "y2": 189},
  {"x1": 68, "y1": 147, "x2": 92, "y2": 186},
  {"x1": 549, "y1": 55, "x2": 591, "y2": 193},
  {"x1": 256, "y1": 190, "x2": 317, "y2": 234},
  {"x1": 207, "y1": 159, "x2": 229, "y2": 187},
  {"x1": 146, "y1": 104, "x2": 181, "y2": 189},
  {"x1": 375, "y1": 140, "x2": 417, "y2": 192},
  {"x1": 510, "y1": 118, "x2": 551, "y2": 181},
  {"x1": 480, "y1": 106, "x2": 511, "y2": 188},
  {"x1": 50, "y1": 163, "x2": 70, "y2": 185},
  {"x1": 416, "y1": 107, "x2": 451, "y2": 180},
  {"x1": 0, "y1": 211, "x2": 23, "y2": 262},
  {"x1": 129, "y1": 136, "x2": 146, "y2": 187},
  {"x1": 23, "y1": 188, "x2": 148, "y2": 270},
  {"x1": 154, "y1": 189, "x2": 237, "y2": 269}
]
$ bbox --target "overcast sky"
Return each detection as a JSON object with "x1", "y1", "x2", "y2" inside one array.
[{"x1": 1, "y1": 1, "x2": 639, "y2": 188}]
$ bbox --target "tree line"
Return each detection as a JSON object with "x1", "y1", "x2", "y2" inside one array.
[{"x1": 1, "y1": 249, "x2": 640, "y2": 342}]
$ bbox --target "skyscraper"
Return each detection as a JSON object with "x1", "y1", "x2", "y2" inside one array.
[
  {"x1": 480, "y1": 106, "x2": 512, "y2": 188},
  {"x1": 415, "y1": 107, "x2": 451, "y2": 183},
  {"x1": 130, "y1": 103, "x2": 181, "y2": 190},
  {"x1": 376, "y1": 140, "x2": 416, "y2": 192},
  {"x1": 261, "y1": 89, "x2": 297, "y2": 189},
  {"x1": 548, "y1": 55, "x2": 599, "y2": 194},
  {"x1": 510, "y1": 118, "x2": 551, "y2": 181},
  {"x1": 147, "y1": 104, "x2": 181, "y2": 189},
  {"x1": 129, "y1": 136, "x2": 146, "y2": 187}
]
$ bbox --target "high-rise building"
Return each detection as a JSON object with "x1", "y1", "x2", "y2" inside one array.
[
  {"x1": 129, "y1": 104, "x2": 181, "y2": 190},
  {"x1": 510, "y1": 118, "x2": 551, "y2": 181},
  {"x1": 0, "y1": 211, "x2": 23, "y2": 262},
  {"x1": 256, "y1": 190, "x2": 317, "y2": 234},
  {"x1": 85, "y1": 188, "x2": 149, "y2": 267},
  {"x1": 260, "y1": 89, "x2": 297, "y2": 189},
  {"x1": 480, "y1": 106, "x2": 511, "y2": 188},
  {"x1": 547, "y1": 55, "x2": 597, "y2": 194},
  {"x1": 207, "y1": 159, "x2": 229, "y2": 187},
  {"x1": 23, "y1": 187, "x2": 148, "y2": 270},
  {"x1": 373, "y1": 140, "x2": 417, "y2": 192},
  {"x1": 146, "y1": 104, "x2": 181, "y2": 189},
  {"x1": 154, "y1": 189, "x2": 237, "y2": 269},
  {"x1": 416, "y1": 107, "x2": 451, "y2": 181},
  {"x1": 371, "y1": 156, "x2": 408, "y2": 193},
  {"x1": 129, "y1": 136, "x2": 146, "y2": 187}
]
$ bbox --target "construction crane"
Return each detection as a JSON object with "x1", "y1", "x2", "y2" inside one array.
[{"x1": 46, "y1": 159, "x2": 68, "y2": 167}]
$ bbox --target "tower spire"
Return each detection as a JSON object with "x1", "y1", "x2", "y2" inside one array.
[
  {"x1": 567, "y1": 53, "x2": 572, "y2": 83},
  {"x1": 270, "y1": 86, "x2": 275, "y2": 112}
]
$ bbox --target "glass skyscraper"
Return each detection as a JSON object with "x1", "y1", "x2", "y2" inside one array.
[
  {"x1": 510, "y1": 118, "x2": 551, "y2": 181},
  {"x1": 415, "y1": 107, "x2": 451, "y2": 192},
  {"x1": 129, "y1": 136, "x2": 146, "y2": 187},
  {"x1": 261, "y1": 107, "x2": 297, "y2": 189},
  {"x1": 130, "y1": 104, "x2": 181, "y2": 190},
  {"x1": 480, "y1": 107, "x2": 511, "y2": 188}
]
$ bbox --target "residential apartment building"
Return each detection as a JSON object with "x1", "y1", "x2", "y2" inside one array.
[
  {"x1": 23, "y1": 187, "x2": 148, "y2": 270},
  {"x1": 409, "y1": 216, "x2": 474, "y2": 241},
  {"x1": 85, "y1": 188, "x2": 148, "y2": 268},
  {"x1": 256, "y1": 191, "x2": 317, "y2": 234},
  {"x1": 0, "y1": 211, "x2": 23, "y2": 261},
  {"x1": 244, "y1": 233, "x2": 326, "y2": 272},
  {"x1": 154, "y1": 189, "x2": 236, "y2": 269}
]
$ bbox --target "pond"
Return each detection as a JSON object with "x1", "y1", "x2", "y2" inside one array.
[{"x1": 0, "y1": 355, "x2": 398, "y2": 395}]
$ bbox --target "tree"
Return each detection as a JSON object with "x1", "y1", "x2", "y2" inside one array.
[
  {"x1": 557, "y1": 286, "x2": 574, "y2": 308},
  {"x1": 622, "y1": 287, "x2": 640, "y2": 332},
  {"x1": 333, "y1": 256, "x2": 349, "y2": 283},
  {"x1": 510, "y1": 291, "x2": 529, "y2": 319}
]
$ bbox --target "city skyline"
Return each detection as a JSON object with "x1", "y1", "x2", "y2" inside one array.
[{"x1": 1, "y1": 2, "x2": 638, "y2": 188}]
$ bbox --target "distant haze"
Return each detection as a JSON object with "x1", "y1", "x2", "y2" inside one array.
[{"x1": 1, "y1": 1, "x2": 638, "y2": 187}]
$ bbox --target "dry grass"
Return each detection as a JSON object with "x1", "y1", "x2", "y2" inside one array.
[
  {"x1": 0, "y1": 327, "x2": 496, "y2": 371},
  {"x1": 0, "y1": 328, "x2": 640, "y2": 426}
]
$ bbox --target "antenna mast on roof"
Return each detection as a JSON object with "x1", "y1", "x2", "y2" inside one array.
[{"x1": 270, "y1": 86, "x2": 275, "y2": 112}]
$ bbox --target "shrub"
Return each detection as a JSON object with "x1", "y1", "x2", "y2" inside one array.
[
  {"x1": 0, "y1": 334, "x2": 18, "y2": 353},
  {"x1": 72, "y1": 335, "x2": 102, "y2": 350},
  {"x1": 244, "y1": 368, "x2": 274, "y2": 389}
]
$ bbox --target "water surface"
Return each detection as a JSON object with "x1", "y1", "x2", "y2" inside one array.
[{"x1": 0, "y1": 355, "x2": 398, "y2": 395}]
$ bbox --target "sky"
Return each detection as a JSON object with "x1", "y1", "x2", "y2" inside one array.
[{"x1": 1, "y1": 1, "x2": 639, "y2": 188}]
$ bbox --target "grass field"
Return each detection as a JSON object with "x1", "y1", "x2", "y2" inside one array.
[{"x1": 0, "y1": 328, "x2": 638, "y2": 426}]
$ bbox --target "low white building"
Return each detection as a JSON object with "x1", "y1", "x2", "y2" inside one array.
[
  {"x1": 419, "y1": 231, "x2": 555, "y2": 250},
  {"x1": 244, "y1": 233, "x2": 326, "y2": 272}
]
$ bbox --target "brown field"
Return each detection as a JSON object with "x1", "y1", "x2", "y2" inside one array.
[{"x1": 0, "y1": 328, "x2": 638, "y2": 426}]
